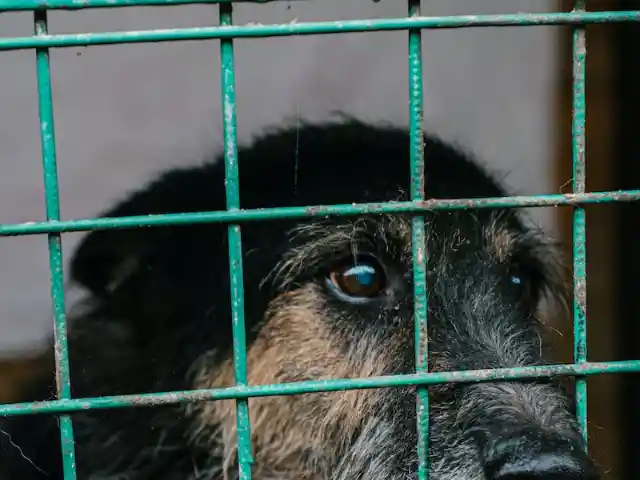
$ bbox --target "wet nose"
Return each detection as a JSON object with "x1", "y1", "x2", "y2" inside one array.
[{"x1": 484, "y1": 429, "x2": 599, "y2": 480}]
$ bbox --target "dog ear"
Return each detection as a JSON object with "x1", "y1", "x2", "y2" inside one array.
[{"x1": 70, "y1": 165, "x2": 226, "y2": 301}]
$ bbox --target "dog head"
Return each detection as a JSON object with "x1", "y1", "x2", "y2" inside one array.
[{"x1": 67, "y1": 120, "x2": 597, "y2": 480}]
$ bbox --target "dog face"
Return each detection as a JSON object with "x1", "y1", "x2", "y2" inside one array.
[
  {"x1": 187, "y1": 212, "x2": 587, "y2": 480},
  {"x1": 0, "y1": 121, "x2": 598, "y2": 480}
]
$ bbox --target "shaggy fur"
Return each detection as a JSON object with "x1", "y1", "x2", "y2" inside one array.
[{"x1": 0, "y1": 120, "x2": 598, "y2": 479}]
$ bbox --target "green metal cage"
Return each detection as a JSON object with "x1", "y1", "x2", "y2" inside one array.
[{"x1": 1, "y1": 1, "x2": 640, "y2": 479}]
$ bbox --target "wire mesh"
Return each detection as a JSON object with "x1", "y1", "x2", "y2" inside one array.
[{"x1": 1, "y1": 2, "x2": 640, "y2": 479}]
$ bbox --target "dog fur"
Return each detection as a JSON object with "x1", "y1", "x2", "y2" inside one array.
[{"x1": 0, "y1": 120, "x2": 597, "y2": 479}]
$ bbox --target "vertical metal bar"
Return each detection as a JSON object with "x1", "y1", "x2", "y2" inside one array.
[
  {"x1": 571, "y1": 0, "x2": 588, "y2": 446},
  {"x1": 219, "y1": 3, "x2": 253, "y2": 479},
  {"x1": 33, "y1": 10, "x2": 77, "y2": 479},
  {"x1": 408, "y1": 1, "x2": 428, "y2": 478}
]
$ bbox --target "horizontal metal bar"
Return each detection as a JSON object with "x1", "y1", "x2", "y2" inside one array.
[
  {"x1": 1, "y1": 190, "x2": 639, "y2": 237},
  {"x1": 1, "y1": 360, "x2": 638, "y2": 418},
  {"x1": 1, "y1": 11, "x2": 639, "y2": 49}
]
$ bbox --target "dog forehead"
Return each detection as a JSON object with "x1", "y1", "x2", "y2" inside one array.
[
  {"x1": 286, "y1": 210, "x2": 519, "y2": 263},
  {"x1": 287, "y1": 215, "x2": 412, "y2": 250}
]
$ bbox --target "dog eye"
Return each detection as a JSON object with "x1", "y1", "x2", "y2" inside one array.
[
  {"x1": 327, "y1": 255, "x2": 386, "y2": 302},
  {"x1": 508, "y1": 264, "x2": 535, "y2": 304},
  {"x1": 509, "y1": 270, "x2": 528, "y2": 294}
]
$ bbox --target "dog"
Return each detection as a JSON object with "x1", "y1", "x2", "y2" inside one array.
[{"x1": 0, "y1": 119, "x2": 598, "y2": 479}]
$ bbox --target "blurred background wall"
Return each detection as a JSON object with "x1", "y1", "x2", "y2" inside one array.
[{"x1": 2, "y1": 0, "x2": 637, "y2": 478}]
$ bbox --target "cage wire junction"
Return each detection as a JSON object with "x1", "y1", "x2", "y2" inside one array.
[{"x1": 1, "y1": 1, "x2": 640, "y2": 479}]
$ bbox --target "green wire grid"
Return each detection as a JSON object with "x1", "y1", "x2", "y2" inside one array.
[{"x1": 0, "y1": 2, "x2": 639, "y2": 480}]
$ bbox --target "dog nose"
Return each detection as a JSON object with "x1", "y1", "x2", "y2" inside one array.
[{"x1": 483, "y1": 429, "x2": 599, "y2": 480}]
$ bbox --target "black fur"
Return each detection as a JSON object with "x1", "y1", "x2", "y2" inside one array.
[{"x1": 0, "y1": 120, "x2": 597, "y2": 479}]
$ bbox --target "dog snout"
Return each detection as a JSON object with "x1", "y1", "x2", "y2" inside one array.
[{"x1": 483, "y1": 427, "x2": 599, "y2": 480}]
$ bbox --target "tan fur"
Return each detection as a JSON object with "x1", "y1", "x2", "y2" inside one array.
[
  {"x1": 485, "y1": 219, "x2": 516, "y2": 264},
  {"x1": 188, "y1": 285, "x2": 397, "y2": 478}
]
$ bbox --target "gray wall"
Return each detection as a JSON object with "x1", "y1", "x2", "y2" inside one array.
[{"x1": 0, "y1": 0, "x2": 560, "y2": 351}]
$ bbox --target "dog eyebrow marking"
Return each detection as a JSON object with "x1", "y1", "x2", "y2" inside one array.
[{"x1": 263, "y1": 215, "x2": 413, "y2": 292}]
